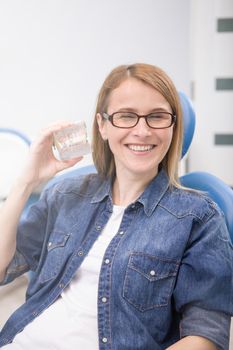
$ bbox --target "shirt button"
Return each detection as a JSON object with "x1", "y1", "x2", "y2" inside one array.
[
  {"x1": 101, "y1": 297, "x2": 107, "y2": 303},
  {"x1": 96, "y1": 225, "x2": 102, "y2": 231},
  {"x1": 48, "y1": 242, "x2": 52, "y2": 247},
  {"x1": 78, "y1": 250, "x2": 84, "y2": 256},
  {"x1": 150, "y1": 270, "x2": 156, "y2": 276},
  {"x1": 119, "y1": 231, "x2": 124, "y2": 235},
  {"x1": 105, "y1": 258, "x2": 110, "y2": 264},
  {"x1": 59, "y1": 283, "x2": 64, "y2": 288},
  {"x1": 102, "y1": 337, "x2": 108, "y2": 343}
]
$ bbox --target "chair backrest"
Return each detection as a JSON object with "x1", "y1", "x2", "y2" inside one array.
[
  {"x1": 0, "y1": 128, "x2": 31, "y2": 146},
  {"x1": 178, "y1": 92, "x2": 233, "y2": 242},
  {"x1": 180, "y1": 172, "x2": 233, "y2": 242}
]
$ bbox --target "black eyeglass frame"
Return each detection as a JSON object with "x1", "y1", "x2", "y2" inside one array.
[{"x1": 102, "y1": 111, "x2": 176, "y2": 129}]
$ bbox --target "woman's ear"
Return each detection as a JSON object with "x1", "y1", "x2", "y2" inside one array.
[{"x1": 96, "y1": 113, "x2": 108, "y2": 141}]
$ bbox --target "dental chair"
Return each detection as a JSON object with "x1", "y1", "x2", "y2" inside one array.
[
  {"x1": 43, "y1": 92, "x2": 233, "y2": 243},
  {"x1": 178, "y1": 92, "x2": 233, "y2": 243}
]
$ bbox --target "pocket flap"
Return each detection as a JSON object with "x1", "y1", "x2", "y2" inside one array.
[
  {"x1": 47, "y1": 232, "x2": 70, "y2": 251},
  {"x1": 129, "y1": 253, "x2": 179, "y2": 281}
]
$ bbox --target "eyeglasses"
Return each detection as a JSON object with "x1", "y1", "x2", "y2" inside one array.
[{"x1": 102, "y1": 111, "x2": 176, "y2": 129}]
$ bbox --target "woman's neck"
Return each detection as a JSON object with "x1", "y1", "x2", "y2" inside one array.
[{"x1": 112, "y1": 171, "x2": 156, "y2": 206}]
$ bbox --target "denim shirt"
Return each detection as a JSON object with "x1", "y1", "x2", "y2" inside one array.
[{"x1": 0, "y1": 170, "x2": 232, "y2": 349}]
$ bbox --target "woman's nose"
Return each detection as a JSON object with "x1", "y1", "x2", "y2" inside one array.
[{"x1": 132, "y1": 117, "x2": 152, "y2": 136}]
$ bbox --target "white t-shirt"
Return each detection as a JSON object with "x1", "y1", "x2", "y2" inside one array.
[{"x1": 3, "y1": 205, "x2": 125, "y2": 349}]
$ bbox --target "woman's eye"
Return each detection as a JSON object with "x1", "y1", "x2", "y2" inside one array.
[
  {"x1": 120, "y1": 114, "x2": 136, "y2": 120},
  {"x1": 149, "y1": 113, "x2": 169, "y2": 120},
  {"x1": 149, "y1": 114, "x2": 163, "y2": 120}
]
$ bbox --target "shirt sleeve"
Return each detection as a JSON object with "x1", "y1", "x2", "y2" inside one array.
[
  {"x1": 0, "y1": 187, "x2": 51, "y2": 285},
  {"x1": 173, "y1": 203, "x2": 233, "y2": 349},
  {"x1": 180, "y1": 305, "x2": 231, "y2": 350}
]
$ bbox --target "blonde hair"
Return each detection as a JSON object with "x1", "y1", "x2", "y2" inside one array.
[{"x1": 92, "y1": 63, "x2": 183, "y2": 187}]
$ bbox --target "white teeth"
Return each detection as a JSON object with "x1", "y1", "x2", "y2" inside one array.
[{"x1": 128, "y1": 145, "x2": 153, "y2": 152}]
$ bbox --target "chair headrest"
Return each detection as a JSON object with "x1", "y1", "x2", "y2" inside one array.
[{"x1": 179, "y1": 92, "x2": 196, "y2": 158}]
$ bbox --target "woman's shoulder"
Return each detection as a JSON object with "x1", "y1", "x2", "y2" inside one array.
[
  {"x1": 44, "y1": 172, "x2": 106, "y2": 198},
  {"x1": 161, "y1": 185, "x2": 222, "y2": 223}
]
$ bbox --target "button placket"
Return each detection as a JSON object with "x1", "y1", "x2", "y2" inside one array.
[
  {"x1": 98, "y1": 247, "x2": 115, "y2": 348},
  {"x1": 98, "y1": 205, "x2": 136, "y2": 349}
]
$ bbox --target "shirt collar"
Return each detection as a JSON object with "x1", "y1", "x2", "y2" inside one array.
[
  {"x1": 91, "y1": 169, "x2": 170, "y2": 216},
  {"x1": 137, "y1": 169, "x2": 170, "y2": 216},
  {"x1": 91, "y1": 177, "x2": 112, "y2": 204}
]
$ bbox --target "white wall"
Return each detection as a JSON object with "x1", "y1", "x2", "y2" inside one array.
[
  {"x1": 189, "y1": 0, "x2": 233, "y2": 186},
  {"x1": 0, "y1": 0, "x2": 192, "y2": 195},
  {"x1": 0, "y1": 0, "x2": 191, "y2": 136}
]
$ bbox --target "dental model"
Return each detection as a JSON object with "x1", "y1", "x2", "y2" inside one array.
[{"x1": 53, "y1": 121, "x2": 91, "y2": 160}]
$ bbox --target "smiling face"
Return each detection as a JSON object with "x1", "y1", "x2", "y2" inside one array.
[{"x1": 97, "y1": 77, "x2": 174, "y2": 182}]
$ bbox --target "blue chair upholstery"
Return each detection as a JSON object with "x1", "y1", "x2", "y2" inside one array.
[
  {"x1": 179, "y1": 92, "x2": 233, "y2": 243},
  {"x1": 179, "y1": 91, "x2": 196, "y2": 158},
  {"x1": 180, "y1": 172, "x2": 233, "y2": 242},
  {"x1": 0, "y1": 128, "x2": 31, "y2": 146}
]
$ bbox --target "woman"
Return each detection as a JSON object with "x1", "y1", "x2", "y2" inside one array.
[{"x1": 0, "y1": 63, "x2": 232, "y2": 349}]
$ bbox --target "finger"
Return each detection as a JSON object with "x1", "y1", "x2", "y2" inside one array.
[
  {"x1": 43, "y1": 121, "x2": 77, "y2": 134},
  {"x1": 33, "y1": 121, "x2": 76, "y2": 144}
]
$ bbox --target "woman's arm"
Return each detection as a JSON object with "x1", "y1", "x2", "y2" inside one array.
[
  {"x1": 0, "y1": 179, "x2": 35, "y2": 282},
  {"x1": 166, "y1": 336, "x2": 217, "y2": 350},
  {"x1": 0, "y1": 122, "x2": 82, "y2": 282}
]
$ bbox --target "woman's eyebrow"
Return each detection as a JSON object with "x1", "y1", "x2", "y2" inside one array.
[{"x1": 148, "y1": 108, "x2": 172, "y2": 113}]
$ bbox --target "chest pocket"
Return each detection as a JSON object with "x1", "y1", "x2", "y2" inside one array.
[
  {"x1": 39, "y1": 231, "x2": 71, "y2": 283},
  {"x1": 123, "y1": 252, "x2": 179, "y2": 312}
]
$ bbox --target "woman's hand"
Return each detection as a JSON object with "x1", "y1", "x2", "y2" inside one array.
[
  {"x1": 0, "y1": 121, "x2": 84, "y2": 282},
  {"x1": 19, "y1": 122, "x2": 83, "y2": 190}
]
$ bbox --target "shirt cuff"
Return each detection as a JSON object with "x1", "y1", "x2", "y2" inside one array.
[
  {"x1": 0, "y1": 250, "x2": 29, "y2": 285},
  {"x1": 180, "y1": 305, "x2": 231, "y2": 350}
]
